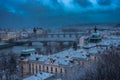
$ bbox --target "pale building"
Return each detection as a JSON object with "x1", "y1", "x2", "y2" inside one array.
[
  {"x1": 0, "y1": 31, "x2": 20, "y2": 41},
  {"x1": 19, "y1": 48, "x2": 88, "y2": 77},
  {"x1": 36, "y1": 28, "x2": 44, "y2": 35}
]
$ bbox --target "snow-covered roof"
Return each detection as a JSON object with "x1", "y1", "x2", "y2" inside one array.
[
  {"x1": 83, "y1": 37, "x2": 120, "y2": 48},
  {"x1": 99, "y1": 38, "x2": 120, "y2": 47},
  {"x1": 55, "y1": 78, "x2": 63, "y2": 80},
  {"x1": 22, "y1": 49, "x2": 36, "y2": 54},
  {"x1": 110, "y1": 36, "x2": 120, "y2": 39},
  {"x1": 23, "y1": 72, "x2": 54, "y2": 80},
  {"x1": 28, "y1": 48, "x2": 87, "y2": 66},
  {"x1": 83, "y1": 43, "x2": 96, "y2": 48},
  {"x1": 22, "y1": 34, "x2": 120, "y2": 66},
  {"x1": 87, "y1": 47, "x2": 99, "y2": 54}
]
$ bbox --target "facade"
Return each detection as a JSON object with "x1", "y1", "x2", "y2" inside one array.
[
  {"x1": 20, "y1": 60, "x2": 66, "y2": 77},
  {"x1": 19, "y1": 41, "x2": 119, "y2": 79},
  {"x1": 19, "y1": 48, "x2": 88, "y2": 78},
  {"x1": 20, "y1": 30, "x2": 33, "y2": 39},
  {"x1": 20, "y1": 31, "x2": 29, "y2": 38},
  {"x1": 36, "y1": 28, "x2": 44, "y2": 35},
  {"x1": 0, "y1": 31, "x2": 20, "y2": 41}
]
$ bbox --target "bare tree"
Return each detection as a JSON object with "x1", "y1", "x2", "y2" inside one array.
[
  {"x1": 63, "y1": 47, "x2": 120, "y2": 80},
  {"x1": 0, "y1": 52, "x2": 21, "y2": 80}
]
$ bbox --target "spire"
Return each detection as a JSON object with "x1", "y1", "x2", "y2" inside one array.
[
  {"x1": 94, "y1": 26, "x2": 97, "y2": 33},
  {"x1": 33, "y1": 27, "x2": 37, "y2": 34}
]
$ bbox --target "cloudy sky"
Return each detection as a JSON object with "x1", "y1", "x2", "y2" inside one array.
[{"x1": 0, "y1": 0, "x2": 120, "y2": 28}]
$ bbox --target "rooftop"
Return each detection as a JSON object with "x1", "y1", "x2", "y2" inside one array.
[
  {"x1": 27, "y1": 48, "x2": 87, "y2": 66},
  {"x1": 22, "y1": 49, "x2": 36, "y2": 54},
  {"x1": 21, "y1": 34, "x2": 120, "y2": 66}
]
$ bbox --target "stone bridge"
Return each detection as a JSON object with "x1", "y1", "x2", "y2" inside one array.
[{"x1": 11, "y1": 32, "x2": 84, "y2": 46}]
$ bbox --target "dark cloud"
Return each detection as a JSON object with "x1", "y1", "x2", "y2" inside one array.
[
  {"x1": 76, "y1": 0, "x2": 92, "y2": 7},
  {"x1": 0, "y1": 0, "x2": 120, "y2": 28},
  {"x1": 98, "y1": 0, "x2": 112, "y2": 6},
  {"x1": 0, "y1": 0, "x2": 120, "y2": 14}
]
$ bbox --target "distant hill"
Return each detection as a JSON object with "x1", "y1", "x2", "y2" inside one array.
[
  {"x1": 61, "y1": 23, "x2": 119, "y2": 29},
  {"x1": 115, "y1": 24, "x2": 120, "y2": 27}
]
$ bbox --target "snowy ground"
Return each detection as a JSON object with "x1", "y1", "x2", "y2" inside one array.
[{"x1": 23, "y1": 72, "x2": 54, "y2": 80}]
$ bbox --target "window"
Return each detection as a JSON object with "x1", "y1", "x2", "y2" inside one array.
[
  {"x1": 29, "y1": 64, "x2": 31, "y2": 74},
  {"x1": 42, "y1": 65, "x2": 44, "y2": 71},
  {"x1": 51, "y1": 67, "x2": 53, "y2": 72},
  {"x1": 55, "y1": 68, "x2": 57, "y2": 73},
  {"x1": 32, "y1": 64, "x2": 34, "y2": 74},
  {"x1": 21, "y1": 66, "x2": 23, "y2": 76},
  {"x1": 60, "y1": 68, "x2": 63, "y2": 73},
  {"x1": 39, "y1": 65, "x2": 41, "y2": 71},
  {"x1": 36, "y1": 65, "x2": 38, "y2": 73},
  {"x1": 46, "y1": 66, "x2": 48, "y2": 72}
]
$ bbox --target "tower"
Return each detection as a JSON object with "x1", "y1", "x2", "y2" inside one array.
[
  {"x1": 89, "y1": 26, "x2": 102, "y2": 43},
  {"x1": 33, "y1": 27, "x2": 37, "y2": 34}
]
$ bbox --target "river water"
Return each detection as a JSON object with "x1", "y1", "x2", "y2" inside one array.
[{"x1": 0, "y1": 42, "x2": 43, "y2": 55}]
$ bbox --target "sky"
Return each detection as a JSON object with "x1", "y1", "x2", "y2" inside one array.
[{"x1": 0, "y1": 0, "x2": 120, "y2": 28}]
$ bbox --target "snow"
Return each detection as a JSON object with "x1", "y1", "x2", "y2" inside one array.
[
  {"x1": 109, "y1": 36, "x2": 120, "y2": 39},
  {"x1": 24, "y1": 37, "x2": 120, "y2": 66},
  {"x1": 23, "y1": 72, "x2": 53, "y2": 80},
  {"x1": 98, "y1": 40, "x2": 111, "y2": 46},
  {"x1": 28, "y1": 48, "x2": 87, "y2": 66},
  {"x1": 55, "y1": 78, "x2": 63, "y2": 80},
  {"x1": 83, "y1": 43, "x2": 96, "y2": 49},
  {"x1": 88, "y1": 47, "x2": 99, "y2": 54},
  {"x1": 22, "y1": 49, "x2": 36, "y2": 53},
  {"x1": 98, "y1": 38, "x2": 120, "y2": 47},
  {"x1": 21, "y1": 33, "x2": 120, "y2": 66}
]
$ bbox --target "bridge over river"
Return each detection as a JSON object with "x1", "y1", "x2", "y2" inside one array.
[{"x1": 9, "y1": 32, "x2": 84, "y2": 46}]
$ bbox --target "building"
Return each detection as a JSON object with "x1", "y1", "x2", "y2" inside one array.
[
  {"x1": 0, "y1": 31, "x2": 20, "y2": 41},
  {"x1": 89, "y1": 27, "x2": 102, "y2": 43},
  {"x1": 19, "y1": 29, "x2": 33, "y2": 39},
  {"x1": 36, "y1": 28, "x2": 44, "y2": 35},
  {"x1": 0, "y1": 31, "x2": 5, "y2": 41},
  {"x1": 78, "y1": 27, "x2": 102, "y2": 48},
  {"x1": 19, "y1": 27, "x2": 120, "y2": 79},
  {"x1": 19, "y1": 48, "x2": 88, "y2": 78}
]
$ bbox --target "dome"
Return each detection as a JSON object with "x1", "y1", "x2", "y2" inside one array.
[
  {"x1": 89, "y1": 27, "x2": 102, "y2": 43},
  {"x1": 90, "y1": 32, "x2": 101, "y2": 39}
]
